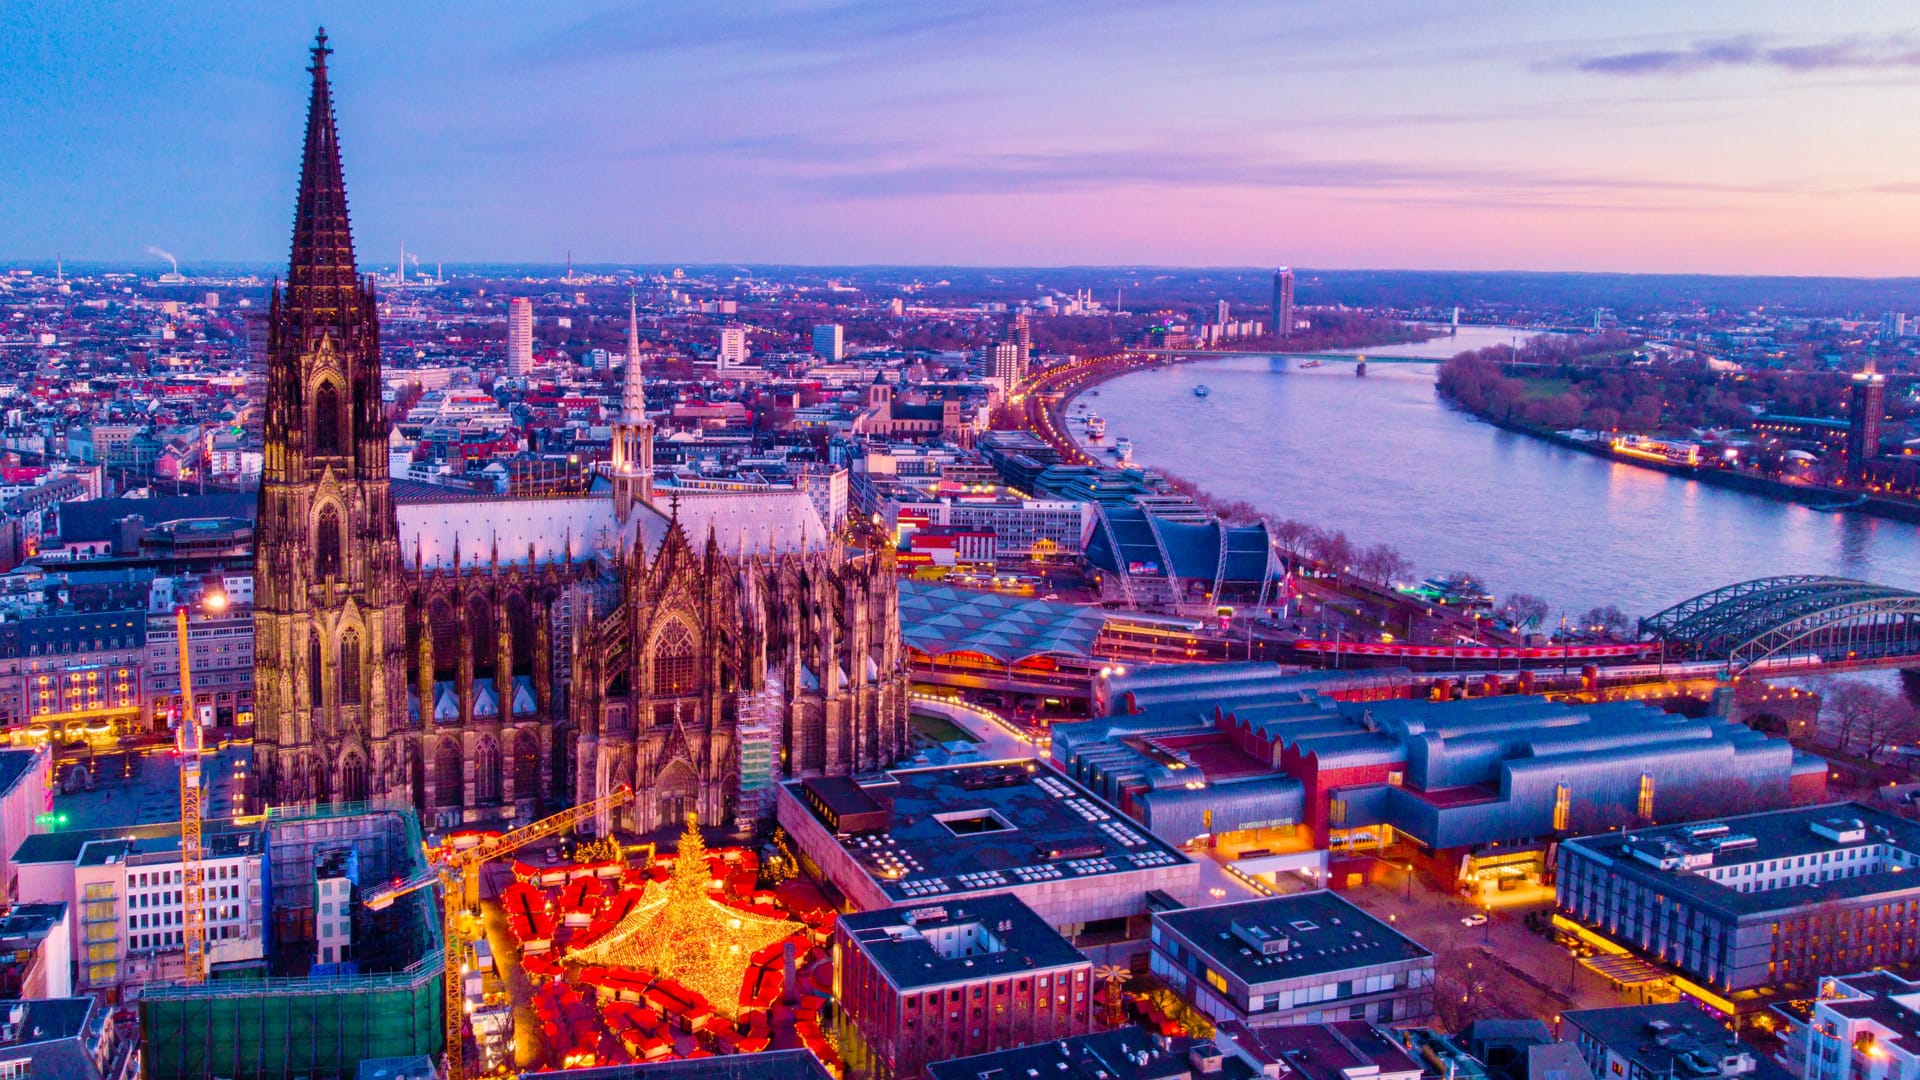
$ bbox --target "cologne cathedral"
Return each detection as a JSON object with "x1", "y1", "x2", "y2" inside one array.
[{"x1": 252, "y1": 33, "x2": 908, "y2": 833}]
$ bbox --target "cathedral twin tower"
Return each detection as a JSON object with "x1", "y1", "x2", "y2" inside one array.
[{"x1": 253, "y1": 32, "x2": 908, "y2": 832}]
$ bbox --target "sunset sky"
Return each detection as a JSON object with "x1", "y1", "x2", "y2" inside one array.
[{"x1": 6, "y1": 1, "x2": 1920, "y2": 274}]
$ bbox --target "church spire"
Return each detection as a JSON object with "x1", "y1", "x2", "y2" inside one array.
[
  {"x1": 622, "y1": 287, "x2": 645, "y2": 423},
  {"x1": 288, "y1": 27, "x2": 359, "y2": 326}
]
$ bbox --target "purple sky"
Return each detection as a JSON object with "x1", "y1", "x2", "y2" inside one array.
[{"x1": 6, "y1": 2, "x2": 1920, "y2": 274}]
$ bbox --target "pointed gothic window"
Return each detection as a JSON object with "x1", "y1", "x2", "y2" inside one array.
[
  {"x1": 435, "y1": 738, "x2": 464, "y2": 809},
  {"x1": 314, "y1": 382, "x2": 344, "y2": 455},
  {"x1": 339, "y1": 629, "x2": 362, "y2": 706},
  {"x1": 467, "y1": 596, "x2": 496, "y2": 681},
  {"x1": 513, "y1": 731, "x2": 541, "y2": 798},
  {"x1": 651, "y1": 620, "x2": 698, "y2": 696},
  {"x1": 474, "y1": 739, "x2": 502, "y2": 804},
  {"x1": 315, "y1": 505, "x2": 342, "y2": 579},
  {"x1": 308, "y1": 631, "x2": 324, "y2": 709}
]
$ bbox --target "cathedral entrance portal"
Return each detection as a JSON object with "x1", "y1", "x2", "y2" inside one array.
[{"x1": 654, "y1": 759, "x2": 698, "y2": 833}]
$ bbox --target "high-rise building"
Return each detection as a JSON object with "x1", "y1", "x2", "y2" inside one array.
[
  {"x1": 990, "y1": 341, "x2": 1023, "y2": 392},
  {"x1": 1216, "y1": 299, "x2": 1230, "y2": 326},
  {"x1": 1012, "y1": 310, "x2": 1031, "y2": 371},
  {"x1": 717, "y1": 325, "x2": 748, "y2": 371},
  {"x1": 506, "y1": 297, "x2": 532, "y2": 376},
  {"x1": 1272, "y1": 267, "x2": 1296, "y2": 339},
  {"x1": 1848, "y1": 363, "x2": 1886, "y2": 483},
  {"x1": 812, "y1": 323, "x2": 844, "y2": 361},
  {"x1": 253, "y1": 31, "x2": 412, "y2": 809}
]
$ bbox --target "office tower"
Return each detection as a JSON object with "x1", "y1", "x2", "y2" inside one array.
[
  {"x1": 1848, "y1": 363, "x2": 1886, "y2": 483},
  {"x1": 1012, "y1": 310, "x2": 1031, "y2": 370},
  {"x1": 991, "y1": 342, "x2": 1023, "y2": 392},
  {"x1": 1216, "y1": 299, "x2": 1230, "y2": 326},
  {"x1": 718, "y1": 325, "x2": 749, "y2": 371},
  {"x1": 1272, "y1": 267, "x2": 1296, "y2": 339},
  {"x1": 812, "y1": 323, "x2": 844, "y2": 361},
  {"x1": 507, "y1": 297, "x2": 533, "y2": 376}
]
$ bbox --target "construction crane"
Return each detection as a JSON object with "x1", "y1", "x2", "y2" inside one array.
[
  {"x1": 176, "y1": 586, "x2": 228, "y2": 985},
  {"x1": 364, "y1": 783, "x2": 635, "y2": 1080}
]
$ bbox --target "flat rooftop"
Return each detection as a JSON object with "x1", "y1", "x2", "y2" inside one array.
[
  {"x1": 1816, "y1": 972, "x2": 1920, "y2": 1049},
  {"x1": 75, "y1": 827, "x2": 262, "y2": 867},
  {"x1": 0, "y1": 997, "x2": 93, "y2": 1046},
  {"x1": 1564, "y1": 801, "x2": 1920, "y2": 917},
  {"x1": 840, "y1": 892, "x2": 1086, "y2": 991},
  {"x1": 1153, "y1": 891, "x2": 1432, "y2": 987},
  {"x1": 1563, "y1": 1004, "x2": 1793, "y2": 1080},
  {"x1": 1227, "y1": 1020, "x2": 1425, "y2": 1080},
  {"x1": 0, "y1": 747, "x2": 38, "y2": 798},
  {"x1": 928, "y1": 1030, "x2": 1200, "y2": 1080},
  {"x1": 784, "y1": 761, "x2": 1189, "y2": 904}
]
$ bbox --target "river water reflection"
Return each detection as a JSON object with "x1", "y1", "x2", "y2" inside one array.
[{"x1": 1086, "y1": 330, "x2": 1920, "y2": 620}]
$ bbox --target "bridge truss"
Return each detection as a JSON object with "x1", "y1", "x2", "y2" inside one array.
[{"x1": 1640, "y1": 575, "x2": 1920, "y2": 671}]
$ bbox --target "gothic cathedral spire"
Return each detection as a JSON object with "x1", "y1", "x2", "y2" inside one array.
[
  {"x1": 255, "y1": 30, "x2": 410, "y2": 812},
  {"x1": 611, "y1": 287, "x2": 653, "y2": 520}
]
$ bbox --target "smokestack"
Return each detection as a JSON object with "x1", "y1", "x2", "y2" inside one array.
[{"x1": 146, "y1": 246, "x2": 179, "y2": 274}]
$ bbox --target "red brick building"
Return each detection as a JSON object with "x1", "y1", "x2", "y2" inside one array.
[{"x1": 835, "y1": 893, "x2": 1095, "y2": 1080}]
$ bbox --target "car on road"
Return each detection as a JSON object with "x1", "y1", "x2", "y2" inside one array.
[{"x1": 1461, "y1": 913, "x2": 1488, "y2": 927}]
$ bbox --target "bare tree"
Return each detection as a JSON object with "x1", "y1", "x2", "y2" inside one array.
[
  {"x1": 1307, "y1": 529, "x2": 1356, "y2": 573},
  {"x1": 1502, "y1": 592, "x2": 1550, "y2": 630},
  {"x1": 1857, "y1": 689, "x2": 1919, "y2": 760},
  {"x1": 1269, "y1": 518, "x2": 1314, "y2": 561},
  {"x1": 1429, "y1": 949, "x2": 1493, "y2": 1033},
  {"x1": 1580, "y1": 604, "x2": 1632, "y2": 638},
  {"x1": 1820, "y1": 680, "x2": 1881, "y2": 757},
  {"x1": 1354, "y1": 543, "x2": 1413, "y2": 586}
]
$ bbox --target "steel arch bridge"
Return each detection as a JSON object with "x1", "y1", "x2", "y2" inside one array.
[{"x1": 1640, "y1": 575, "x2": 1920, "y2": 671}]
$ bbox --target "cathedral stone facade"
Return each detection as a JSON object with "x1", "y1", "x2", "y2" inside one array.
[{"x1": 253, "y1": 33, "x2": 908, "y2": 832}]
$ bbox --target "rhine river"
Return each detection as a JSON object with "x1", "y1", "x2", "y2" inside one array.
[{"x1": 1083, "y1": 327, "x2": 1920, "y2": 620}]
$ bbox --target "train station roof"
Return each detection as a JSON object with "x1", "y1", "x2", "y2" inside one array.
[{"x1": 898, "y1": 581, "x2": 1108, "y2": 663}]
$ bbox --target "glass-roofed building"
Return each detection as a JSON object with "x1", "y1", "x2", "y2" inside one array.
[{"x1": 1083, "y1": 504, "x2": 1282, "y2": 613}]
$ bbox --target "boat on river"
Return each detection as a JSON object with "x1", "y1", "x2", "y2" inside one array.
[
  {"x1": 1402, "y1": 573, "x2": 1495, "y2": 610},
  {"x1": 1299, "y1": 359, "x2": 1324, "y2": 369}
]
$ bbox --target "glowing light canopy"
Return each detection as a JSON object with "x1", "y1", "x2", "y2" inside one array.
[{"x1": 567, "y1": 813, "x2": 798, "y2": 1014}]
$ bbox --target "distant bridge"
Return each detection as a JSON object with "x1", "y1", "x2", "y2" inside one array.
[
  {"x1": 1133, "y1": 348, "x2": 1399, "y2": 364},
  {"x1": 1640, "y1": 575, "x2": 1920, "y2": 673}
]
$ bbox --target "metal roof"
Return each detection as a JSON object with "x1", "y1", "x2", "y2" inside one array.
[{"x1": 898, "y1": 582, "x2": 1110, "y2": 663}]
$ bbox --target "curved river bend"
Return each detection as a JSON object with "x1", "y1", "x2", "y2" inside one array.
[{"x1": 1084, "y1": 331, "x2": 1920, "y2": 620}]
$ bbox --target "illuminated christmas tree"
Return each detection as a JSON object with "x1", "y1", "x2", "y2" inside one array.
[{"x1": 568, "y1": 812, "x2": 797, "y2": 1014}]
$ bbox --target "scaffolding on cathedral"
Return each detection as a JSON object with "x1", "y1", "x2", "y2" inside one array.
[
  {"x1": 567, "y1": 814, "x2": 799, "y2": 1015},
  {"x1": 733, "y1": 680, "x2": 785, "y2": 829}
]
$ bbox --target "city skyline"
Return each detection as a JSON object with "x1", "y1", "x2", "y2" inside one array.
[{"x1": 6, "y1": 3, "x2": 1920, "y2": 276}]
